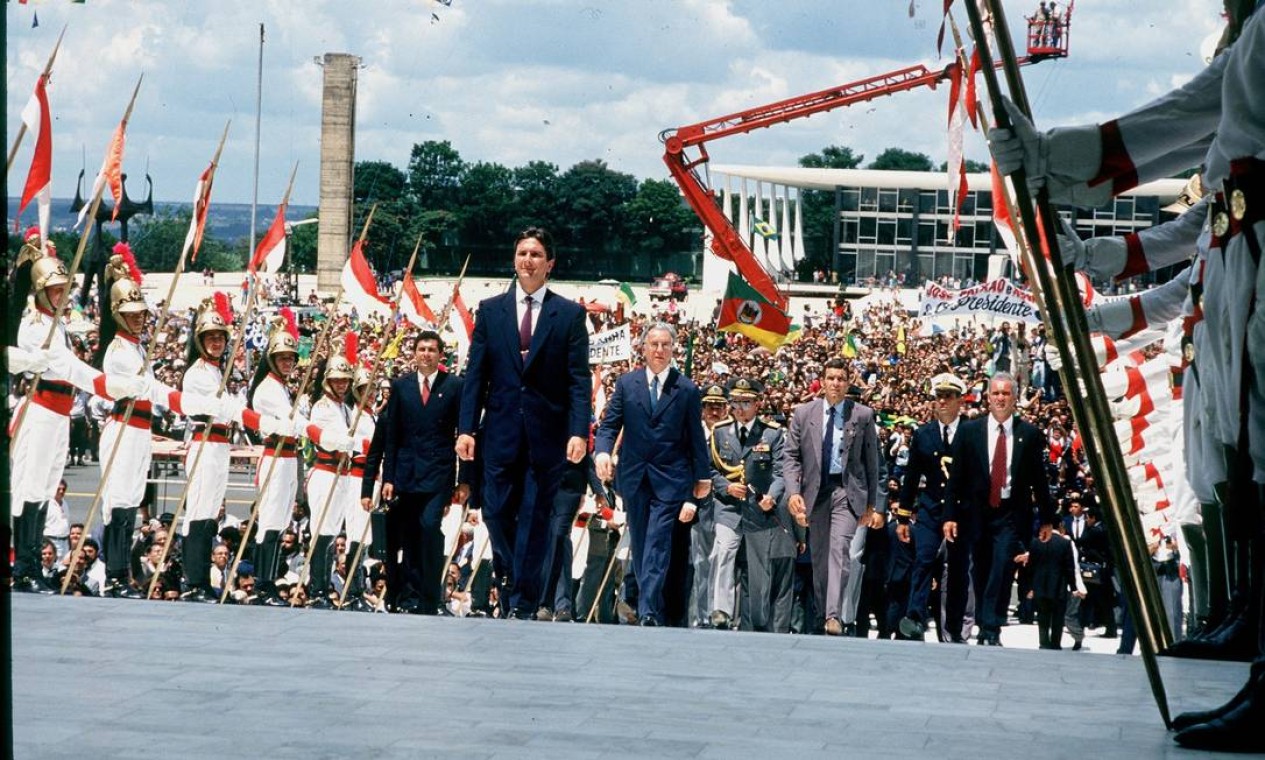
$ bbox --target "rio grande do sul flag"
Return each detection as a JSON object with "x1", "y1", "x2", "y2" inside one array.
[{"x1": 716, "y1": 271, "x2": 791, "y2": 351}]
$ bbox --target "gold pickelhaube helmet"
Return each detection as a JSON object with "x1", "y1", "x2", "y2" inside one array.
[
  {"x1": 105, "y1": 242, "x2": 147, "y2": 333},
  {"x1": 322, "y1": 354, "x2": 355, "y2": 399},
  {"x1": 353, "y1": 366, "x2": 375, "y2": 405},
  {"x1": 17, "y1": 227, "x2": 70, "y2": 312},
  {"x1": 265, "y1": 308, "x2": 300, "y2": 376},
  {"x1": 193, "y1": 293, "x2": 233, "y2": 360}
]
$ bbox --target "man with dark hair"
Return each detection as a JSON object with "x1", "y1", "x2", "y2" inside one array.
[
  {"x1": 380, "y1": 330, "x2": 470, "y2": 613},
  {"x1": 457, "y1": 228, "x2": 591, "y2": 619},
  {"x1": 897, "y1": 373, "x2": 969, "y2": 642},
  {"x1": 784, "y1": 357, "x2": 881, "y2": 635}
]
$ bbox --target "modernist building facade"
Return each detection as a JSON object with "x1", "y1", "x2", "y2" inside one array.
[{"x1": 708, "y1": 165, "x2": 1187, "y2": 291}]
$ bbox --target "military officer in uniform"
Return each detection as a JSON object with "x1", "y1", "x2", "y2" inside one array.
[
  {"x1": 897, "y1": 373, "x2": 969, "y2": 641},
  {"x1": 709, "y1": 378, "x2": 794, "y2": 632},
  {"x1": 691, "y1": 383, "x2": 729, "y2": 627}
]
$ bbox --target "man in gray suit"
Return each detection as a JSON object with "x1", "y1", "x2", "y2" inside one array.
[{"x1": 784, "y1": 358, "x2": 881, "y2": 635}]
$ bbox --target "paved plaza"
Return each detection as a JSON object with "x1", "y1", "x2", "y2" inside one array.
[{"x1": 12, "y1": 593, "x2": 1243, "y2": 759}]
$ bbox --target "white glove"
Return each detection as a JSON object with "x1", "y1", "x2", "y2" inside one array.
[
  {"x1": 988, "y1": 97, "x2": 1046, "y2": 181},
  {"x1": 257, "y1": 414, "x2": 291, "y2": 438},
  {"x1": 6, "y1": 346, "x2": 54, "y2": 375},
  {"x1": 104, "y1": 374, "x2": 147, "y2": 401},
  {"x1": 220, "y1": 395, "x2": 246, "y2": 423},
  {"x1": 314, "y1": 428, "x2": 353, "y2": 454},
  {"x1": 179, "y1": 392, "x2": 224, "y2": 419},
  {"x1": 1085, "y1": 298, "x2": 1137, "y2": 339},
  {"x1": 1055, "y1": 218, "x2": 1086, "y2": 270}
]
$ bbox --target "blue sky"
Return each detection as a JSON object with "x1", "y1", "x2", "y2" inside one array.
[{"x1": 6, "y1": 0, "x2": 1224, "y2": 206}]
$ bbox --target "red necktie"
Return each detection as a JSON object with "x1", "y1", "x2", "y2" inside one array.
[
  {"x1": 989, "y1": 424, "x2": 1007, "y2": 508},
  {"x1": 421, "y1": 376, "x2": 431, "y2": 405},
  {"x1": 519, "y1": 296, "x2": 533, "y2": 354}
]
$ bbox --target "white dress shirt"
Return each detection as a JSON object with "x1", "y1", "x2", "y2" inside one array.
[{"x1": 987, "y1": 415, "x2": 1015, "y2": 499}]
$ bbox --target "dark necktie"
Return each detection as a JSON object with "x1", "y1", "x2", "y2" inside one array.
[
  {"x1": 1074, "y1": 518, "x2": 1083, "y2": 540},
  {"x1": 519, "y1": 296, "x2": 533, "y2": 354},
  {"x1": 942, "y1": 424, "x2": 950, "y2": 449},
  {"x1": 821, "y1": 405, "x2": 836, "y2": 488},
  {"x1": 421, "y1": 376, "x2": 430, "y2": 405},
  {"x1": 739, "y1": 425, "x2": 749, "y2": 448},
  {"x1": 989, "y1": 424, "x2": 1007, "y2": 508},
  {"x1": 650, "y1": 375, "x2": 660, "y2": 413}
]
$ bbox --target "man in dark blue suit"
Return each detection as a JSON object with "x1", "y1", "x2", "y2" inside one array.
[
  {"x1": 896, "y1": 372, "x2": 969, "y2": 641},
  {"x1": 379, "y1": 331, "x2": 470, "y2": 613},
  {"x1": 594, "y1": 323, "x2": 712, "y2": 626},
  {"x1": 943, "y1": 372, "x2": 1055, "y2": 646},
  {"x1": 456, "y1": 227, "x2": 591, "y2": 619}
]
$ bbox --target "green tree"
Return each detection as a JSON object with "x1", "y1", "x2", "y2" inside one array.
[
  {"x1": 130, "y1": 209, "x2": 196, "y2": 272},
  {"x1": 937, "y1": 158, "x2": 990, "y2": 173},
  {"x1": 555, "y1": 159, "x2": 637, "y2": 251},
  {"x1": 509, "y1": 160, "x2": 562, "y2": 233},
  {"x1": 406, "y1": 140, "x2": 466, "y2": 212},
  {"x1": 288, "y1": 213, "x2": 319, "y2": 273},
  {"x1": 355, "y1": 160, "x2": 409, "y2": 203},
  {"x1": 868, "y1": 147, "x2": 934, "y2": 171},
  {"x1": 459, "y1": 161, "x2": 516, "y2": 245},
  {"x1": 622, "y1": 178, "x2": 701, "y2": 259}
]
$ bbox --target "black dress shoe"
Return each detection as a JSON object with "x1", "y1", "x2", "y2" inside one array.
[
  {"x1": 1162, "y1": 616, "x2": 1258, "y2": 662},
  {"x1": 180, "y1": 586, "x2": 218, "y2": 604},
  {"x1": 1173, "y1": 673, "x2": 1265, "y2": 753},
  {"x1": 898, "y1": 616, "x2": 927, "y2": 640},
  {"x1": 307, "y1": 596, "x2": 335, "y2": 610},
  {"x1": 506, "y1": 608, "x2": 533, "y2": 620},
  {"x1": 639, "y1": 615, "x2": 660, "y2": 627},
  {"x1": 11, "y1": 576, "x2": 43, "y2": 593},
  {"x1": 1172, "y1": 661, "x2": 1265, "y2": 731},
  {"x1": 1071, "y1": 641, "x2": 1083, "y2": 651}
]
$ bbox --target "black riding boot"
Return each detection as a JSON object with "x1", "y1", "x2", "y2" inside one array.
[{"x1": 307, "y1": 535, "x2": 334, "y2": 609}]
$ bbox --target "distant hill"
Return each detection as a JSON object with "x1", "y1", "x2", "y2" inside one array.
[{"x1": 7, "y1": 197, "x2": 320, "y2": 243}]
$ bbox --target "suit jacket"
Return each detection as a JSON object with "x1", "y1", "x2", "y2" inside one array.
[
  {"x1": 382, "y1": 371, "x2": 469, "y2": 494},
  {"x1": 594, "y1": 367, "x2": 710, "y2": 503},
  {"x1": 360, "y1": 413, "x2": 387, "y2": 501},
  {"x1": 1029, "y1": 533, "x2": 1077, "y2": 601},
  {"x1": 782, "y1": 397, "x2": 880, "y2": 516},
  {"x1": 897, "y1": 417, "x2": 963, "y2": 525},
  {"x1": 944, "y1": 415, "x2": 1055, "y2": 538},
  {"x1": 458, "y1": 288, "x2": 590, "y2": 471}
]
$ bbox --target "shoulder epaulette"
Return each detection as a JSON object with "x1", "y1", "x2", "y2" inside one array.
[
  {"x1": 759, "y1": 417, "x2": 782, "y2": 429},
  {"x1": 713, "y1": 418, "x2": 735, "y2": 428}
]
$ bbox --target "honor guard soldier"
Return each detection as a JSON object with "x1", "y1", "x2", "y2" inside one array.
[
  {"x1": 247, "y1": 311, "x2": 306, "y2": 605},
  {"x1": 9, "y1": 232, "x2": 146, "y2": 592},
  {"x1": 896, "y1": 372, "x2": 969, "y2": 641},
  {"x1": 96, "y1": 245, "x2": 222, "y2": 597},
  {"x1": 343, "y1": 364, "x2": 380, "y2": 610},
  {"x1": 303, "y1": 345, "x2": 364, "y2": 608},
  {"x1": 177, "y1": 295, "x2": 293, "y2": 602},
  {"x1": 708, "y1": 377, "x2": 793, "y2": 632}
]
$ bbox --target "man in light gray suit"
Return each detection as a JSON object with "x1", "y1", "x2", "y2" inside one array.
[{"x1": 784, "y1": 358, "x2": 880, "y2": 635}]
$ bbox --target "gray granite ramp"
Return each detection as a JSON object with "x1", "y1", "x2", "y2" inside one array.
[{"x1": 12, "y1": 594, "x2": 1243, "y2": 758}]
